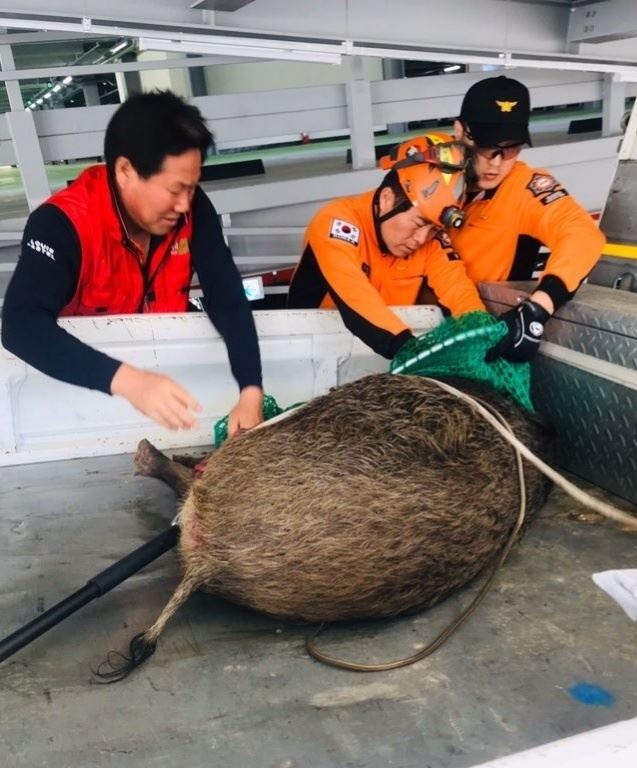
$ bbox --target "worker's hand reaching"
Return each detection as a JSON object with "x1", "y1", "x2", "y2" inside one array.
[
  {"x1": 227, "y1": 385, "x2": 264, "y2": 438},
  {"x1": 486, "y1": 299, "x2": 550, "y2": 363},
  {"x1": 110, "y1": 363, "x2": 202, "y2": 430}
]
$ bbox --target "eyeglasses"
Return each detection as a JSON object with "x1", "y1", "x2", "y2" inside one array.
[{"x1": 473, "y1": 143, "x2": 524, "y2": 161}]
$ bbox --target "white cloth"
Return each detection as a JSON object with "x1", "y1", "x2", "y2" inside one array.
[{"x1": 592, "y1": 569, "x2": 637, "y2": 620}]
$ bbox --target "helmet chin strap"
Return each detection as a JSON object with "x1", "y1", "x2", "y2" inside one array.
[
  {"x1": 373, "y1": 187, "x2": 421, "y2": 254},
  {"x1": 376, "y1": 198, "x2": 413, "y2": 225}
]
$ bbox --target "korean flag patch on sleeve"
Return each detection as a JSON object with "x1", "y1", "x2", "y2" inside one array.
[{"x1": 329, "y1": 218, "x2": 360, "y2": 246}]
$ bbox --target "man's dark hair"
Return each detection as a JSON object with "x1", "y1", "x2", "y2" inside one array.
[
  {"x1": 378, "y1": 169, "x2": 408, "y2": 205},
  {"x1": 104, "y1": 90, "x2": 213, "y2": 178}
]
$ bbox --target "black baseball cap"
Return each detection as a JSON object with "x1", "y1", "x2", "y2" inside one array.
[{"x1": 460, "y1": 76, "x2": 531, "y2": 147}]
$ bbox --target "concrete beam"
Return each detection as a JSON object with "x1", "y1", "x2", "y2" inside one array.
[
  {"x1": 0, "y1": 53, "x2": 255, "y2": 83},
  {"x1": 5, "y1": 110, "x2": 50, "y2": 211},
  {"x1": 0, "y1": 44, "x2": 23, "y2": 110},
  {"x1": 602, "y1": 72, "x2": 626, "y2": 137},
  {"x1": 345, "y1": 56, "x2": 375, "y2": 170},
  {"x1": 0, "y1": 30, "x2": 113, "y2": 44}
]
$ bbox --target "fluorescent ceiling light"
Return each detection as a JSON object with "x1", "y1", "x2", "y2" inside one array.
[
  {"x1": 62, "y1": 75, "x2": 73, "y2": 85},
  {"x1": 44, "y1": 92, "x2": 51, "y2": 99},
  {"x1": 443, "y1": 64, "x2": 461, "y2": 73},
  {"x1": 138, "y1": 37, "x2": 342, "y2": 65},
  {"x1": 109, "y1": 40, "x2": 128, "y2": 55},
  {"x1": 36, "y1": 98, "x2": 43, "y2": 104},
  {"x1": 52, "y1": 83, "x2": 62, "y2": 92}
]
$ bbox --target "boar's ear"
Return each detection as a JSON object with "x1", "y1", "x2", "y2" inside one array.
[{"x1": 92, "y1": 631, "x2": 157, "y2": 683}]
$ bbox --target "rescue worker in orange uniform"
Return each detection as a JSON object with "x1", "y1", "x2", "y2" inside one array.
[
  {"x1": 454, "y1": 76, "x2": 605, "y2": 361},
  {"x1": 392, "y1": 77, "x2": 605, "y2": 362},
  {"x1": 287, "y1": 142, "x2": 486, "y2": 359}
]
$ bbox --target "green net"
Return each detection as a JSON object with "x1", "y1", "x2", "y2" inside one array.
[
  {"x1": 214, "y1": 311, "x2": 533, "y2": 445},
  {"x1": 389, "y1": 310, "x2": 534, "y2": 412}
]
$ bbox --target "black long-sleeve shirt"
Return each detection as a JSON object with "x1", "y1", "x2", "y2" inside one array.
[{"x1": 1, "y1": 185, "x2": 262, "y2": 393}]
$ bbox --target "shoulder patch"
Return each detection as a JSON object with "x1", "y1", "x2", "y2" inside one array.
[
  {"x1": 540, "y1": 189, "x2": 568, "y2": 206},
  {"x1": 526, "y1": 173, "x2": 559, "y2": 197},
  {"x1": 526, "y1": 173, "x2": 569, "y2": 206},
  {"x1": 329, "y1": 218, "x2": 360, "y2": 246},
  {"x1": 527, "y1": 173, "x2": 557, "y2": 196}
]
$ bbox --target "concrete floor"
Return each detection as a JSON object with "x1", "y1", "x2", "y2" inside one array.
[{"x1": 0, "y1": 451, "x2": 636, "y2": 768}]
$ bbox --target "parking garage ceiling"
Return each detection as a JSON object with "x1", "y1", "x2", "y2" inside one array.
[{"x1": 0, "y1": 1, "x2": 635, "y2": 114}]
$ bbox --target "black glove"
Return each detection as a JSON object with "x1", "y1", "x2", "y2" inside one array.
[{"x1": 486, "y1": 299, "x2": 550, "y2": 363}]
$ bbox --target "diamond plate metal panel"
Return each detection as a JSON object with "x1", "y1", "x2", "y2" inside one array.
[
  {"x1": 543, "y1": 324, "x2": 637, "y2": 370},
  {"x1": 480, "y1": 281, "x2": 637, "y2": 504},
  {"x1": 532, "y1": 358, "x2": 637, "y2": 505}
]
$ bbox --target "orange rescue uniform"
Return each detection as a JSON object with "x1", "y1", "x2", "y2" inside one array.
[
  {"x1": 449, "y1": 160, "x2": 605, "y2": 308},
  {"x1": 287, "y1": 189, "x2": 485, "y2": 358}
]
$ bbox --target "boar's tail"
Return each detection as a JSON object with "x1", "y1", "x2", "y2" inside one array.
[{"x1": 93, "y1": 571, "x2": 200, "y2": 683}]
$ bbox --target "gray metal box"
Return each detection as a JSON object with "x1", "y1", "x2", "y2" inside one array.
[{"x1": 480, "y1": 281, "x2": 637, "y2": 505}]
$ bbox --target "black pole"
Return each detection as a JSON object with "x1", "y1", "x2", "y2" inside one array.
[{"x1": 0, "y1": 525, "x2": 179, "y2": 664}]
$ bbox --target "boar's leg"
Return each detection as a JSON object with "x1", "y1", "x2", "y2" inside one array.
[{"x1": 134, "y1": 439, "x2": 195, "y2": 498}]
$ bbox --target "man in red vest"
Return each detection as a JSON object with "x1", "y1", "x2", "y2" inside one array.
[{"x1": 2, "y1": 91, "x2": 263, "y2": 434}]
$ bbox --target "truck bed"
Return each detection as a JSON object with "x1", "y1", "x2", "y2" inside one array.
[{"x1": 1, "y1": 449, "x2": 635, "y2": 768}]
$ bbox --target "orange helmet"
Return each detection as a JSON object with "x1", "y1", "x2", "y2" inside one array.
[
  {"x1": 390, "y1": 141, "x2": 467, "y2": 229},
  {"x1": 379, "y1": 132, "x2": 456, "y2": 170}
]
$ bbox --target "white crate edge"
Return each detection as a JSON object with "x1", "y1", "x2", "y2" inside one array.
[{"x1": 0, "y1": 306, "x2": 442, "y2": 466}]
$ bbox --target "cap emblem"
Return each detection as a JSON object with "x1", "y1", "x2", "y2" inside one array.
[{"x1": 496, "y1": 100, "x2": 518, "y2": 113}]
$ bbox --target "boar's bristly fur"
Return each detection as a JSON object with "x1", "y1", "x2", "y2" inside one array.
[{"x1": 97, "y1": 374, "x2": 552, "y2": 680}]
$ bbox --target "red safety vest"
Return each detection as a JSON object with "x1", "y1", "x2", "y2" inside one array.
[{"x1": 49, "y1": 165, "x2": 193, "y2": 316}]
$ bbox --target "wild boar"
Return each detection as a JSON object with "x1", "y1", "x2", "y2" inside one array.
[{"x1": 101, "y1": 373, "x2": 553, "y2": 679}]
